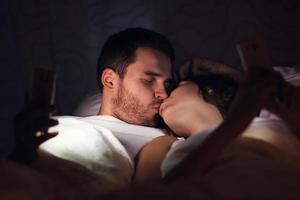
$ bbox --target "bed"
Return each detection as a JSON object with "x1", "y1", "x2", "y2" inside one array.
[{"x1": 1, "y1": 58, "x2": 300, "y2": 199}]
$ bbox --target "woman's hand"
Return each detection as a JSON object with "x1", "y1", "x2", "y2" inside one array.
[{"x1": 159, "y1": 82, "x2": 223, "y2": 137}]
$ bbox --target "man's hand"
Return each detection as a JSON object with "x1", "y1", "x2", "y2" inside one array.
[
  {"x1": 159, "y1": 81, "x2": 223, "y2": 137},
  {"x1": 10, "y1": 101, "x2": 58, "y2": 164}
]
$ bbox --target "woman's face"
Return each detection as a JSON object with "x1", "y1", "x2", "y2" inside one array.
[{"x1": 159, "y1": 81, "x2": 223, "y2": 136}]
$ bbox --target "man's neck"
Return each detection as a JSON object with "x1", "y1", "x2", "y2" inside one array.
[{"x1": 97, "y1": 105, "x2": 112, "y2": 116}]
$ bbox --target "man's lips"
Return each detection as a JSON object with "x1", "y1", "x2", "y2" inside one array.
[
  {"x1": 152, "y1": 100, "x2": 163, "y2": 109},
  {"x1": 153, "y1": 104, "x2": 161, "y2": 109}
]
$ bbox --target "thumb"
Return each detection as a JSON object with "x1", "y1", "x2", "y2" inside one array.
[{"x1": 36, "y1": 132, "x2": 58, "y2": 145}]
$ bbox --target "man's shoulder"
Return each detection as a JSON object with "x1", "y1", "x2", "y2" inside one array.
[{"x1": 52, "y1": 115, "x2": 87, "y2": 126}]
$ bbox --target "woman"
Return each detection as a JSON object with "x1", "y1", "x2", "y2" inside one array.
[{"x1": 134, "y1": 58, "x2": 300, "y2": 183}]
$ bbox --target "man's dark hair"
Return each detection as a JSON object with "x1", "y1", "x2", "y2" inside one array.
[{"x1": 96, "y1": 28, "x2": 175, "y2": 90}]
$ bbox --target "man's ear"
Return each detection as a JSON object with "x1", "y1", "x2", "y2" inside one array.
[{"x1": 101, "y1": 68, "x2": 119, "y2": 90}]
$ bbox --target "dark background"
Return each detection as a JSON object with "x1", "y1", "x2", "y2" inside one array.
[{"x1": 1, "y1": 0, "x2": 300, "y2": 157}]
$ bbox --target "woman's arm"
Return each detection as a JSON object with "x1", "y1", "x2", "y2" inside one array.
[{"x1": 133, "y1": 135, "x2": 177, "y2": 184}]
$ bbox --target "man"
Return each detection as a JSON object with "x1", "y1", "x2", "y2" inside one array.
[
  {"x1": 11, "y1": 27, "x2": 180, "y2": 188},
  {"x1": 76, "y1": 27, "x2": 178, "y2": 160},
  {"x1": 96, "y1": 28, "x2": 175, "y2": 127}
]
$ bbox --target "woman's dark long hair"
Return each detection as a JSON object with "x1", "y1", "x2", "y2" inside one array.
[{"x1": 191, "y1": 74, "x2": 239, "y2": 118}]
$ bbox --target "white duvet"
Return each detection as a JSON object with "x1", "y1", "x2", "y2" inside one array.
[{"x1": 39, "y1": 116, "x2": 134, "y2": 190}]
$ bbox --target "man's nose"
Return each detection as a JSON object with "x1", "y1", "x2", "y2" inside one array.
[{"x1": 155, "y1": 85, "x2": 168, "y2": 100}]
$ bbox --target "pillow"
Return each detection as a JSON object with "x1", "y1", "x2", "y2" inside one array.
[
  {"x1": 73, "y1": 91, "x2": 101, "y2": 117},
  {"x1": 273, "y1": 65, "x2": 300, "y2": 86},
  {"x1": 259, "y1": 65, "x2": 300, "y2": 119}
]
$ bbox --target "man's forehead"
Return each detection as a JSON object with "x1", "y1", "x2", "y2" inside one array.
[
  {"x1": 137, "y1": 48, "x2": 171, "y2": 66},
  {"x1": 127, "y1": 51, "x2": 172, "y2": 78}
]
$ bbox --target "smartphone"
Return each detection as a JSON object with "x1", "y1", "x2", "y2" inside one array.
[
  {"x1": 236, "y1": 36, "x2": 272, "y2": 71},
  {"x1": 31, "y1": 68, "x2": 56, "y2": 106}
]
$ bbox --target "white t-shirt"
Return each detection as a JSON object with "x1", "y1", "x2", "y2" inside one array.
[{"x1": 80, "y1": 115, "x2": 167, "y2": 159}]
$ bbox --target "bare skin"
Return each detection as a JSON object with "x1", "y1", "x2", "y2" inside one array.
[{"x1": 134, "y1": 135, "x2": 177, "y2": 184}]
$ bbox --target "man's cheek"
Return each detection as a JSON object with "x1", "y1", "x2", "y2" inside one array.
[{"x1": 139, "y1": 92, "x2": 154, "y2": 104}]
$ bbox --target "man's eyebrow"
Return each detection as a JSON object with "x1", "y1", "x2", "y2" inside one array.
[
  {"x1": 144, "y1": 71, "x2": 163, "y2": 77},
  {"x1": 143, "y1": 70, "x2": 172, "y2": 80}
]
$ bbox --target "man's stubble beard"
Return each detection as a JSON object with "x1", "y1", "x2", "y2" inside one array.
[{"x1": 112, "y1": 84, "x2": 161, "y2": 127}]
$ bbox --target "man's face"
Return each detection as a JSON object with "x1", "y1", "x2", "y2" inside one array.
[{"x1": 112, "y1": 47, "x2": 172, "y2": 127}]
